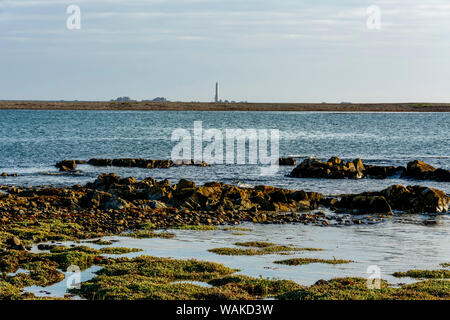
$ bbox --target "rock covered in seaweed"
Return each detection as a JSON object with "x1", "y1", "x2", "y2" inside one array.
[
  {"x1": 335, "y1": 185, "x2": 449, "y2": 214},
  {"x1": 279, "y1": 157, "x2": 297, "y2": 166},
  {"x1": 402, "y1": 160, "x2": 450, "y2": 182},
  {"x1": 85, "y1": 158, "x2": 209, "y2": 168},
  {"x1": 289, "y1": 157, "x2": 367, "y2": 179},
  {"x1": 290, "y1": 157, "x2": 449, "y2": 181}
]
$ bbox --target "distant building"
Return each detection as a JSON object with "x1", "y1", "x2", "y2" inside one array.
[
  {"x1": 142, "y1": 97, "x2": 168, "y2": 102},
  {"x1": 215, "y1": 82, "x2": 220, "y2": 103},
  {"x1": 111, "y1": 96, "x2": 135, "y2": 102}
]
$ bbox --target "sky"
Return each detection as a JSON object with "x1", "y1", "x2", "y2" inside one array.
[{"x1": 1, "y1": 0, "x2": 450, "y2": 103}]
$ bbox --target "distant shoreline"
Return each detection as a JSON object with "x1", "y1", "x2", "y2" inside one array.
[{"x1": 1, "y1": 101, "x2": 450, "y2": 112}]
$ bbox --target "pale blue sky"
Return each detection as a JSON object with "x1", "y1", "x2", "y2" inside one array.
[{"x1": 1, "y1": 0, "x2": 450, "y2": 102}]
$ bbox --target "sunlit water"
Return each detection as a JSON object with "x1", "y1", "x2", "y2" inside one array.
[{"x1": 0, "y1": 110, "x2": 448, "y2": 298}]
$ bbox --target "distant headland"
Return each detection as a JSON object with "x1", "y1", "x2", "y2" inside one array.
[{"x1": 0, "y1": 100, "x2": 449, "y2": 112}]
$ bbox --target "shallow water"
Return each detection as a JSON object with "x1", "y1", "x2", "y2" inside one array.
[{"x1": 22, "y1": 265, "x2": 101, "y2": 299}]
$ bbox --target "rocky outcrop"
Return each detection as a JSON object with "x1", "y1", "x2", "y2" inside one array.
[
  {"x1": 0, "y1": 172, "x2": 447, "y2": 239},
  {"x1": 290, "y1": 157, "x2": 407, "y2": 180},
  {"x1": 364, "y1": 165, "x2": 404, "y2": 179},
  {"x1": 86, "y1": 158, "x2": 209, "y2": 168},
  {"x1": 1, "y1": 173, "x2": 18, "y2": 177},
  {"x1": 336, "y1": 195, "x2": 392, "y2": 214},
  {"x1": 55, "y1": 160, "x2": 76, "y2": 171},
  {"x1": 79, "y1": 173, "x2": 450, "y2": 215},
  {"x1": 290, "y1": 157, "x2": 367, "y2": 179},
  {"x1": 290, "y1": 157, "x2": 449, "y2": 181},
  {"x1": 279, "y1": 158, "x2": 297, "y2": 166},
  {"x1": 5, "y1": 236, "x2": 25, "y2": 250},
  {"x1": 85, "y1": 174, "x2": 325, "y2": 214},
  {"x1": 335, "y1": 185, "x2": 449, "y2": 214},
  {"x1": 55, "y1": 160, "x2": 86, "y2": 172},
  {"x1": 402, "y1": 160, "x2": 450, "y2": 182},
  {"x1": 380, "y1": 185, "x2": 449, "y2": 213}
]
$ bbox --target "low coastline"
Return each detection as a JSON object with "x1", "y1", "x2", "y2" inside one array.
[{"x1": 1, "y1": 101, "x2": 450, "y2": 112}]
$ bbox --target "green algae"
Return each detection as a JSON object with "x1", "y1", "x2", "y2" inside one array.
[
  {"x1": 209, "y1": 244, "x2": 323, "y2": 256},
  {"x1": 223, "y1": 227, "x2": 252, "y2": 232},
  {"x1": 70, "y1": 256, "x2": 301, "y2": 300},
  {"x1": 278, "y1": 277, "x2": 450, "y2": 300},
  {"x1": 70, "y1": 255, "x2": 251, "y2": 300},
  {"x1": 98, "y1": 247, "x2": 143, "y2": 255},
  {"x1": 96, "y1": 256, "x2": 236, "y2": 280},
  {"x1": 393, "y1": 269, "x2": 450, "y2": 279},
  {"x1": 235, "y1": 241, "x2": 276, "y2": 248},
  {"x1": 4, "y1": 220, "x2": 93, "y2": 243},
  {"x1": 121, "y1": 230, "x2": 175, "y2": 239},
  {"x1": 71, "y1": 274, "x2": 253, "y2": 300},
  {"x1": 41, "y1": 250, "x2": 97, "y2": 271},
  {"x1": 84, "y1": 239, "x2": 115, "y2": 246},
  {"x1": 0, "y1": 280, "x2": 21, "y2": 300},
  {"x1": 274, "y1": 258, "x2": 353, "y2": 266},
  {"x1": 208, "y1": 275, "x2": 303, "y2": 297},
  {"x1": 172, "y1": 225, "x2": 218, "y2": 231},
  {"x1": 6, "y1": 261, "x2": 64, "y2": 288}
]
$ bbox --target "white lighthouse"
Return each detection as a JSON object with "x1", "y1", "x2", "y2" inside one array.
[{"x1": 215, "y1": 81, "x2": 219, "y2": 103}]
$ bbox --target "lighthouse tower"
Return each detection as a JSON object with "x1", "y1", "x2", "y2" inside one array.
[{"x1": 215, "y1": 82, "x2": 219, "y2": 103}]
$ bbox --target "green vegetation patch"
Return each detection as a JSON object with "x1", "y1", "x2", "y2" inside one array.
[
  {"x1": 84, "y1": 239, "x2": 115, "y2": 246},
  {"x1": 140, "y1": 222, "x2": 158, "y2": 230},
  {"x1": 98, "y1": 247, "x2": 143, "y2": 255},
  {"x1": 121, "y1": 230, "x2": 175, "y2": 239},
  {"x1": 0, "y1": 249, "x2": 35, "y2": 273},
  {"x1": 97, "y1": 256, "x2": 236, "y2": 281},
  {"x1": 172, "y1": 225, "x2": 218, "y2": 231},
  {"x1": 278, "y1": 277, "x2": 450, "y2": 300},
  {"x1": 208, "y1": 275, "x2": 303, "y2": 297},
  {"x1": 6, "y1": 261, "x2": 65, "y2": 288},
  {"x1": 71, "y1": 274, "x2": 253, "y2": 300},
  {"x1": 70, "y1": 256, "x2": 305, "y2": 300},
  {"x1": 274, "y1": 258, "x2": 353, "y2": 266},
  {"x1": 0, "y1": 280, "x2": 22, "y2": 300},
  {"x1": 4, "y1": 219, "x2": 94, "y2": 243},
  {"x1": 209, "y1": 244, "x2": 323, "y2": 256},
  {"x1": 393, "y1": 269, "x2": 450, "y2": 279},
  {"x1": 223, "y1": 227, "x2": 252, "y2": 232},
  {"x1": 235, "y1": 241, "x2": 276, "y2": 248},
  {"x1": 41, "y1": 250, "x2": 97, "y2": 271}
]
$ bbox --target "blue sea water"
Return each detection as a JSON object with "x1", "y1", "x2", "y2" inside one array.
[{"x1": 0, "y1": 110, "x2": 448, "y2": 194}]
